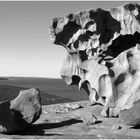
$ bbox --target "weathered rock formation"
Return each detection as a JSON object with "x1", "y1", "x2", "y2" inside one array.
[
  {"x1": 50, "y1": 3, "x2": 140, "y2": 117},
  {"x1": 0, "y1": 88, "x2": 42, "y2": 134}
]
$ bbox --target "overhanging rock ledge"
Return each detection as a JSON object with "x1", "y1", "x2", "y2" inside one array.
[{"x1": 49, "y1": 3, "x2": 140, "y2": 117}]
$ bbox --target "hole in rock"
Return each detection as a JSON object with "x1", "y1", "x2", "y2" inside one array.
[
  {"x1": 124, "y1": 3, "x2": 137, "y2": 11},
  {"x1": 78, "y1": 33, "x2": 90, "y2": 43},
  {"x1": 89, "y1": 9, "x2": 121, "y2": 45},
  {"x1": 108, "y1": 69, "x2": 115, "y2": 77},
  {"x1": 103, "y1": 31, "x2": 140, "y2": 58},
  {"x1": 86, "y1": 30, "x2": 94, "y2": 36},
  {"x1": 127, "y1": 51, "x2": 133, "y2": 59},
  {"x1": 73, "y1": 40, "x2": 79, "y2": 49},
  {"x1": 52, "y1": 18, "x2": 58, "y2": 29},
  {"x1": 85, "y1": 21, "x2": 95, "y2": 29},
  {"x1": 71, "y1": 75, "x2": 81, "y2": 85},
  {"x1": 72, "y1": 31, "x2": 95, "y2": 50},
  {"x1": 55, "y1": 21, "x2": 81, "y2": 46},
  {"x1": 68, "y1": 14, "x2": 73, "y2": 20},
  {"x1": 130, "y1": 69, "x2": 136, "y2": 75},
  {"x1": 114, "y1": 73, "x2": 126, "y2": 86},
  {"x1": 79, "y1": 50, "x2": 88, "y2": 61}
]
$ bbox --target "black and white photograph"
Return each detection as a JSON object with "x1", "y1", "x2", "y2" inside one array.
[{"x1": 0, "y1": 0, "x2": 140, "y2": 139}]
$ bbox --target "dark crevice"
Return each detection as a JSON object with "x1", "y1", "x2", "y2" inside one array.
[
  {"x1": 71, "y1": 75, "x2": 81, "y2": 85},
  {"x1": 86, "y1": 30, "x2": 94, "y2": 36},
  {"x1": 73, "y1": 40, "x2": 79, "y2": 49},
  {"x1": 126, "y1": 51, "x2": 133, "y2": 59},
  {"x1": 89, "y1": 9, "x2": 121, "y2": 45},
  {"x1": 124, "y1": 3, "x2": 136, "y2": 11},
  {"x1": 68, "y1": 14, "x2": 73, "y2": 20},
  {"x1": 114, "y1": 73, "x2": 126, "y2": 86},
  {"x1": 72, "y1": 31, "x2": 96, "y2": 50},
  {"x1": 79, "y1": 50, "x2": 88, "y2": 61},
  {"x1": 99, "y1": 29, "x2": 115, "y2": 44},
  {"x1": 79, "y1": 80, "x2": 91, "y2": 96},
  {"x1": 102, "y1": 31, "x2": 140, "y2": 58},
  {"x1": 130, "y1": 125, "x2": 140, "y2": 129},
  {"x1": 78, "y1": 33, "x2": 90, "y2": 43},
  {"x1": 108, "y1": 69, "x2": 115, "y2": 77},
  {"x1": 85, "y1": 21, "x2": 95, "y2": 29},
  {"x1": 71, "y1": 8, "x2": 121, "y2": 51},
  {"x1": 52, "y1": 18, "x2": 58, "y2": 29}
]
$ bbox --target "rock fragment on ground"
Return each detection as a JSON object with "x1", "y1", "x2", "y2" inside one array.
[
  {"x1": 112, "y1": 125, "x2": 122, "y2": 130},
  {"x1": 65, "y1": 103, "x2": 82, "y2": 110},
  {"x1": 80, "y1": 112, "x2": 97, "y2": 126},
  {"x1": 0, "y1": 88, "x2": 42, "y2": 134},
  {"x1": 49, "y1": 103, "x2": 82, "y2": 113}
]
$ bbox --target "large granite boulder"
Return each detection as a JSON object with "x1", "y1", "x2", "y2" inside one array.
[
  {"x1": 0, "y1": 88, "x2": 42, "y2": 134},
  {"x1": 49, "y1": 3, "x2": 140, "y2": 117}
]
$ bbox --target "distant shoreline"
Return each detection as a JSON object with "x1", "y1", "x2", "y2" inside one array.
[{"x1": 0, "y1": 77, "x2": 88, "y2": 102}]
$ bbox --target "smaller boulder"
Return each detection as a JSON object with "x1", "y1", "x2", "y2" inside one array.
[
  {"x1": 0, "y1": 88, "x2": 42, "y2": 134},
  {"x1": 112, "y1": 125, "x2": 122, "y2": 130},
  {"x1": 51, "y1": 104, "x2": 68, "y2": 113},
  {"x1": 50, "y1": 103, "x2": 82, "y2": 114},
  {"x1": 10, "y1": 88, "x2": 42, "y2": 124},
  {"x1": 119, "y1": 99, "x2": 140, "y2": 126},
  {"x1": 65, "y1": 103, "x2": 82, "y2": 111},
  {"x1": 80, "y1": 112, "x2": 97, "y2": 126}
]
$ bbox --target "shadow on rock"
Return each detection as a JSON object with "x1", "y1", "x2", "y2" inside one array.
[
  {"x1": 130, "y1": 125, "x2": 140, "y2": 129},
  {"x1": 18, "y1": 119, "x2": 83, "y2": 136},
  {"x1": 95, "y1": 120, "x2": 102, "y2": 124}
]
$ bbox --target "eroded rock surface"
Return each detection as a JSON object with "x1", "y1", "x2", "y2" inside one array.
[
  {"x1": 50, "y1": 3, "x2": 140, "y2": 117},
  {"x1": 0, "y1": 88, "x2": 42, "y2": 134}
]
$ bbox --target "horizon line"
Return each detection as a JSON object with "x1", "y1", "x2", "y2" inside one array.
[{"x1": 0, "y1": 76, "x2": 62, "y2": 79}]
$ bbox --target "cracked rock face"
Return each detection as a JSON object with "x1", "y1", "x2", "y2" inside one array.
[{"x1": 50, "y1": 3, "x2": 140, "y2": 117}]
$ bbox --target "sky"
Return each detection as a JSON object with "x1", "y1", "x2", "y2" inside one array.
[{"x1": 0, "y1": 1, "x2": 139, "y2": 78}]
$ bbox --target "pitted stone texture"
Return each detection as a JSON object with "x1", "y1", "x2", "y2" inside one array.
[
  {"x1": 50, "y1": 3, "x2": 140, "y2": 89},
  {"x1": 50, "y1": 3, "x2": 140, "y2": 53}
]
